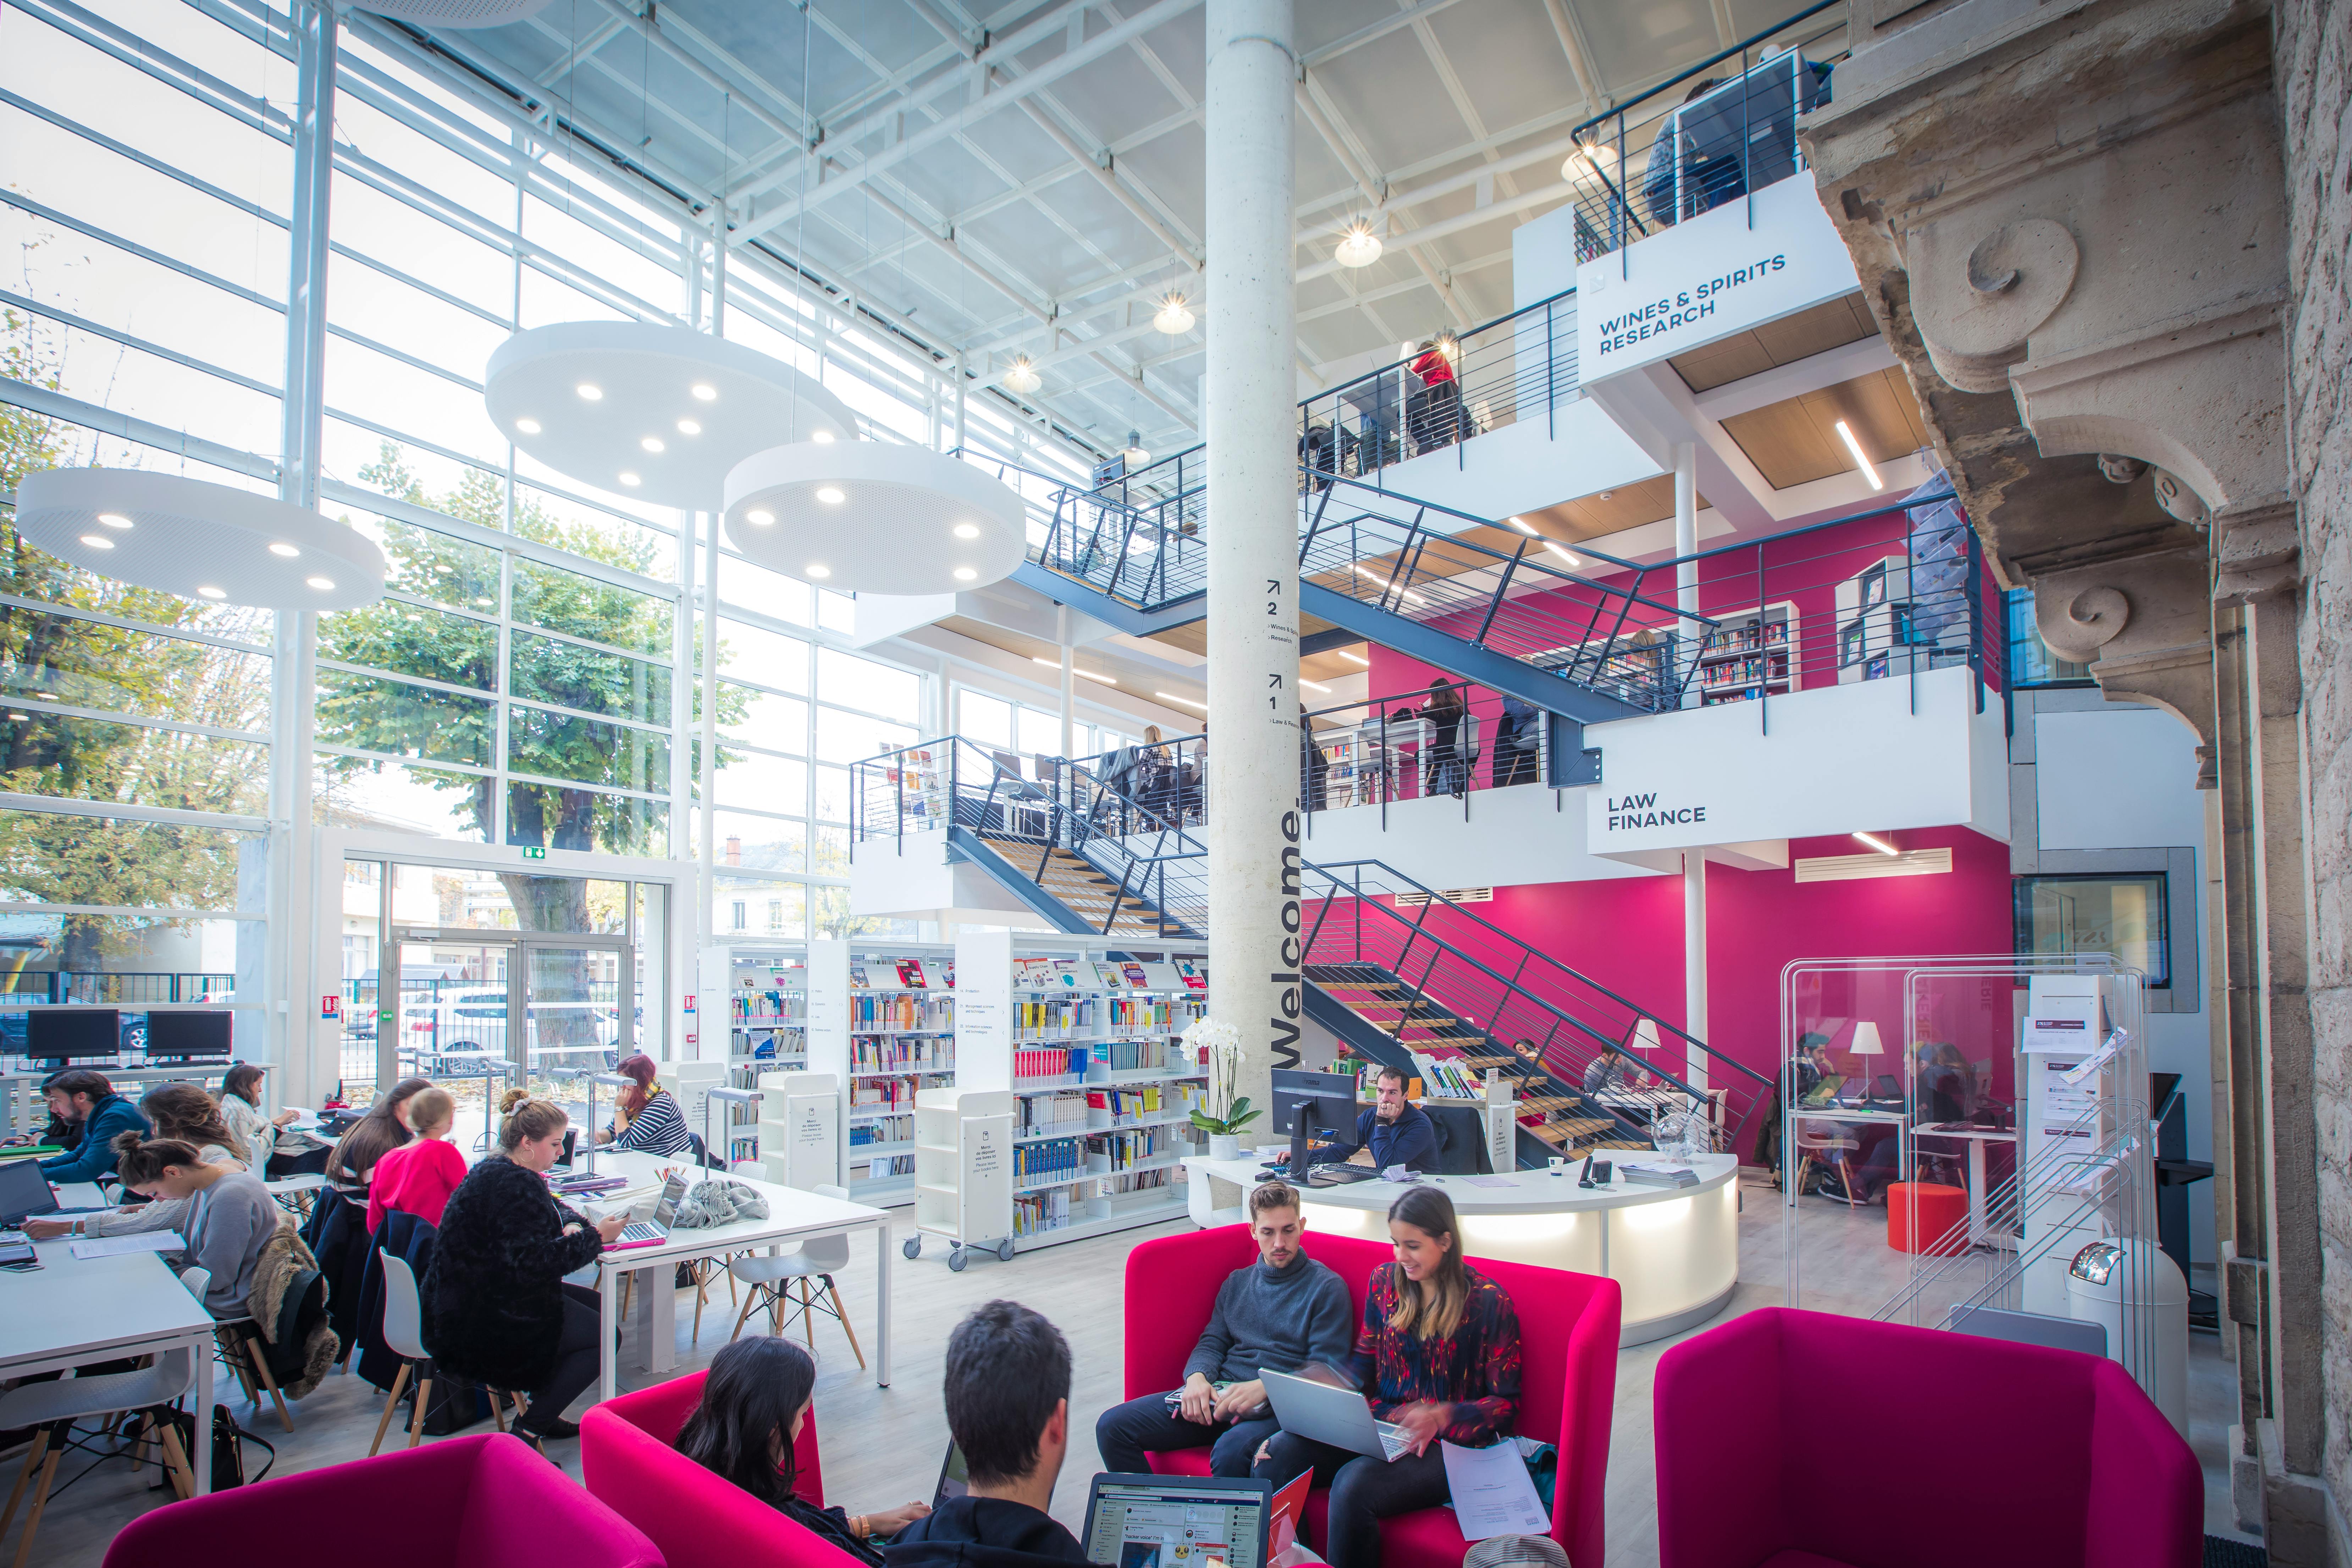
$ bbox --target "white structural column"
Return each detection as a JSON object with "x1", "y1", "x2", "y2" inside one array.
[
  {"x1": 1203, "y1": 0, "x2": 1299, "y2": 1116},
  {"x1": 270, "y1": 0, "x2": 336, "y2": 1104},
  {"x1": 1672, "y1": 440, "x2": 1706, "y2": 1091},
  {"x1": 696, "y1": 223, "x2": 725, "y2": 1067},
  {"x1": 1058, "y1": 603, "x2": 1077, "y2": 760}
]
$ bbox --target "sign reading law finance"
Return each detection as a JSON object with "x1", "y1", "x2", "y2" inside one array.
[{"x1": 1575, "y1": 171, "x2": 1859, "y2": 381}]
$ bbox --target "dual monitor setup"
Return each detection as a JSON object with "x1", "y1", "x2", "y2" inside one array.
[{"x1": 7, "y1": 1007, "x2": 235, "y2": 1068}]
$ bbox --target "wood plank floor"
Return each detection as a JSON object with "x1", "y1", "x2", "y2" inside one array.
[{"x1": 21, "y1": 1176, "x2": 2254, "y2": 1567}]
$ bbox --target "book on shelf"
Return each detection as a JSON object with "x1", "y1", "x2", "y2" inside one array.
[
  {"x1": 896, "y1": 959, "x2": 929, "y2": 989},
  {"x1": 849, "y1": 965, "x2": 872, "y2": 989},
  {"x1": 850, "y1": 1113, "x2": 914, "y2": 1147},
  {"x1": 1175, "y1": 960, "x2": 1207, "y2": 992},
  {"x1": 1014, "y1": 1044, "x2": 1088, "y2": 1083},
  {"x1": 1091, "y1": 961, "x2": 1126, "y2": 991},
  {"x1": 1120, "y1": 962, "x2": 1150, "y2": 989},
  {"x1": 1012, "y1": 1136, "x2": 1085, "y2": 1183},
  {"x1": 1015, "y1": 956, "x2": 1054, "y2": 989},
  {"x1": 1087, "y1": 1084, "x2": 1166, "y2": 1122},
  {"x1": 1013, "y1": 1187, "x2": 1074, "y2": 1236},
  {"x1": 1021, "y1": 1093, "x2": 1091, "y2": 1137},
  {"x1": 1050, "y1": 957, "x2": 1082, "y2": 989}
]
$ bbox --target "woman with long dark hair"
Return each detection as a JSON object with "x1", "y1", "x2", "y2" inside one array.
[
  {"x1": 599, "y1": 1053, "x2": 694, "y2": 1156},
  {"x1": 328, "y1": 1076, "x2": 432, "y2": 1195},
  {"x1": 219, "y1": 1063, "x2": 308, "y2": 1174},
  {"x1": 676, "y1": 1337, "x2": 931, "y2": 1563},
  {"x1": 1253, "y1": 1186, "x2": 1522, "y2": 1568}
]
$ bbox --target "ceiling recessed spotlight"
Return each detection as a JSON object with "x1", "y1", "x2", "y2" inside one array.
[
  {"x1": 78, "y1": 534, "x2": 114, "y2": 550},
  {"x1": 953, "y1": 523, "x2": 981, "y2": 540},
  {"x1": 95, "y1": 512, "x2": 133, "y2": 530},
  {"x1": 815, "y1": 486, "x2": 845, "y2": 505},
  {"x1": 515, "y1": 417, "x2": 542, "y2": 435},
  {"x1": 690, "y1": 382, "x2": 718, "y2": 401},
  {"x1": 575, "y1": 382, "x2": 602, "y2": 401},
  {"x1": 746, "y1": 508, "x2": 775, "y2": 526},
  {"x1": 811, "y1": 429, "x2": 836, "y2": 444},
  {"x1": 305, "y1": 575, "x2": 336, "y2": 591},
  {"x1": 268, "y1": 542, "x2": 300, "y2": 558},
  {"x1": 618, "y1": 471, "x2": 642, "y2": 487},
  {"x1": 953, "y1": 566, "x2": 978, "y2": 581},
  {"x1": 675, "y1": 418, "x2": 701, "y2": 435},
  {"x1": 805, "y1": 563, "x2": 832, "y2": 579},
  {"x1": 1599, "y1": 490, "x2": 1613, "y2": 499},
  {"x1": 196, "y1": 586, "x2": 226, "y2": 600},
  {"x1": 640, "y1": 436, "x2": 666, "y2": 453}
]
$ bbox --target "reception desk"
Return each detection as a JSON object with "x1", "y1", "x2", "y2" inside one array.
[{"x1": 1180, "y1": 1153, "x2": 1740, "y2": 1346}]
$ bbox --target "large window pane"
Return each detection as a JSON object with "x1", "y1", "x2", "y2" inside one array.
[
  {"x1": 0, "y1": 808, "x2": 264, "y2": 969},
  {"x1": 814, "y1": 707, "x2": 915, "y2": 765},
  {"x1": 506, "y1": 782, "x2": 668, "y2": 857},
  {"x1": 1, "y1": 713, "x2": 266, "y2": 813},
  {"x1": 712, "y1": 810, "x2": 805, "y2": 874},
  {"x1": 511, "y1": 631, "x2": 672, "y2": 724},
  {"x1": 713, "y1": 877, "x2": 805, "y2": 940},
  {"x1": 1, "y1": 607, "x2": 270, "y2": 725},
  {"x1": 350, "y1": 513, "x2": 503, "y2": 612},
  {"x1": 508, "y1": 706, "x2": 669, "y2": 792},
  {"x1": 2014, "y1": 873, "x2": 2169, "y2": 987},
  {"x1": 513, "y1": 556, "x2": 673, "y2": 658},
  {"x1": 818, "y1": 647, "x2": 921, "y2": 722},
  {"x1": 960, "y1": 690, "x2": 1012, "y2": 748},
  {"x1": 717, "y1": 682, "x2": 808, "y2": 752},
  {"x1": 316, "y1": 669, "x2": 493, "y2": 767},
  {"x1": 719, "y1": 554, "x2": 814, "y2": 627},
  {"x1": 318, "y1": 759, "x2": 491, "y2": 841},
  {"x1": 718, "y1": 617, "x2": 810, "y2": 693},
  {"x1": 320, "y1": 600, "x2": 497, "y2": 689},
  {"x1": 714, "y1": 748, "x2": 808, "y2": 814}
]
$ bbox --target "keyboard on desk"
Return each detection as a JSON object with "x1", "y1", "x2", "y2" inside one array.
[{"x1": 1309, "y1": 1164, "x2": 1380, "y2": 1186}]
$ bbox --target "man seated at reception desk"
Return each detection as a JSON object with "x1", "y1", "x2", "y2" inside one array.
[{"x1": 1324, "y1": 1066, "x2": 1438, "y2": 1174}]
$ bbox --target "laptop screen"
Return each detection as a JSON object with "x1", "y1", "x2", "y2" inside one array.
[
  {"x1": 0, "y1": 1158, "x2": 57, "y2": 1227},
  {"x1": 1084, "y1": 1475, "x2": 1271, "y2": 1568},
  {"x1": 651, "y1": 1173, "x2": 689, "y2": 1226}
]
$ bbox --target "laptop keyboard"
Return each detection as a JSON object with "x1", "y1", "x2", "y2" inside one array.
[
  {"x1": 617, "y1": 1221, "x2": 664, "y2": 1243},
  {"x1": 1375, "y1": 1421, "x2": 1413, "y2": 1461}
]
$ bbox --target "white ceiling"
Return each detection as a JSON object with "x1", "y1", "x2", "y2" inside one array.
[{"x1": 382, "y1": 0, "x2": 1851, "y2": 463}]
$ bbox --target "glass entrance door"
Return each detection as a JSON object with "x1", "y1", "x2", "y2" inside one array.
[
  {"x1": 521, "y1": 941, "x2": 631, "y2": 1138},
  {"x1": 392, "y1": 935, "x2": 516, "y2": 1154}
]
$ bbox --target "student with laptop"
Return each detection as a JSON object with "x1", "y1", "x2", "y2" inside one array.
[
  {"x1": 1095, "y1": 1179, "x2": 1353, "y2": 1477},
  {"x1": 1580, "y1": 1045, "x2": 1642, "y2": 1095},
  {"x1": 677, "y1": 1335, "x2": 933, "y2": 1564},
  {"x1": 421, "y1": 1096, "x2": 627, "y2": 1447},
  {"x1": 886, "y1": 1301, "x2": 1089, "y2": 1568},
  {"x1": 1252, "y1": 1186, "x2": 1523, "y2": 1568},
  {"x1": 1320, "y1": 1067, "x2": 1438, "y2": 1175},
  {"x1": 23, "y1": 1084, "x2": 250, "y2": 1240},
  {"x1": 35, "y1": 1069, "x2": 151, "y2": 1185}
]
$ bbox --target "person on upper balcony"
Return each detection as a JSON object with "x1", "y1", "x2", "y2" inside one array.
[{"x1": 1324, "y1": 1065, "x2": 1438, "y2": 1174}]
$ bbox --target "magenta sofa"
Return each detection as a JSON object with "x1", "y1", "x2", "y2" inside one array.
[
  {"x1": 1653, "y1": 1307, "x2": 2200, "y2": 1568},
  {"x1": 102, "y1": 1432, "x2": 662, "y2": 1568},
  {"x1": 1121, "y1": 1224, "x2": 1621, "y2": 1568}
]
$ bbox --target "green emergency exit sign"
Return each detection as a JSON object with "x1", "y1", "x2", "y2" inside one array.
[{"x1": 521, "y1": 846, "x2": 546, "y2": 860}]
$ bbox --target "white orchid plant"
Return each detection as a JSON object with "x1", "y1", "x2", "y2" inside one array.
[{"x1": 1183, "y1": 1018, "x2": 1260, "y2": 1137}]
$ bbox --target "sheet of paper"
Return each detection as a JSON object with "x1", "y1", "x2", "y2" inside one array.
[
  {"x1": 1461, "y1": 1175, "x2": 1516, "y2": 1189},
  {"x1": 2023, "y1": 975, "x2": 2101, "y2": 1053},
  {"x1": 1440, "y1": 1440, "x2": 1549, "y2": 1541},
  {"x1": 69, "y1": 1231, "x2": 186, "y2": 1259}
]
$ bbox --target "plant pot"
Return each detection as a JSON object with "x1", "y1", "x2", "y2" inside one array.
[{"x1": 1209, "y1": 1133, "x2": 1241, "y2": 1161}]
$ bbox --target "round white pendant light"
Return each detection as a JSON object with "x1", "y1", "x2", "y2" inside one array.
[
  {"x1": 1001, "y1": 356, "x2": 1042, "y2": 395},
  {"x1": 485, "y1": 321, "x2": 857, "y2": 510},
  {"x1": 354, "y1": 1, "x2": 554, "y2": 26},
  {"x1": 1152, "y1": 292, "x2": 1196, "y2": 335},
  {"x1": 13, "y1": 468, "x2": 387, "y2": 609},
  {"x1": 723, "y1": 443, "x2": 1028, "y2": 594},
  {"x1": 1335, "y1": 221, "x2": 1384, "y2": 268}
]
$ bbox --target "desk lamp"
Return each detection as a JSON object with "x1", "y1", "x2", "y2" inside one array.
[
  {"x1": 1848, "y1": 1022, "x2": 1884, "y2": 1104},
  {"x1": 587, "y1": 1071, "x2": 632, "y2": 1174},
  {"x1": 705, "y1": 1085, "x2": 760, "y2": 1172}
]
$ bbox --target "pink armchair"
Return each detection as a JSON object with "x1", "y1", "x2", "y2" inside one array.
[
  {"x1": 1653, "y1": 1308, "x2": 2200, "y2": 1568},
  {"x1": 1121, "y1": 1225, "x2": 1621, "y2": 1568},
  {"x1": 102, "y1": 1433, "x2": 661, "y2": 1568},
  {"x1": 582, "y1": 1369, "x2": 860, "y2": 1568}
]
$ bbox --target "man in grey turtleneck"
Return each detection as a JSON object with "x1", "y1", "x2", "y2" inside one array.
[{"x1": 1095, "y1": 1180, "x2": 1354, "y2": 1477}]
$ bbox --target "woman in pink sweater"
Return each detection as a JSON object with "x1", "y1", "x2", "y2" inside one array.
[{"x1": 365, "y1": 1086, "x2": 467, "y2": 1235}]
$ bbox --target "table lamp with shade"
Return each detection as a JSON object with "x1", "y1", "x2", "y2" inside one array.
[{"x1": 1848, "y1": 1021, "x2": 1885, "y2": 1097}]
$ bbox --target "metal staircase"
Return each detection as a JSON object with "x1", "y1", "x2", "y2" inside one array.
[{"x1": 854, "y1": 736, "x2": 1773, "y2": 1167}]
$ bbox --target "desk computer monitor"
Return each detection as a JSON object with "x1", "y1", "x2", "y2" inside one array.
[
  {"x1": 26, "y1": 1008, "x2": 121, "y2": 1064},
  {"x1": 144, "y1": 1010, "x2": 232, "y2": 1062},
  {"x1": 1270, "y1": 1068, "x2": 1356, "y2": 1181}
]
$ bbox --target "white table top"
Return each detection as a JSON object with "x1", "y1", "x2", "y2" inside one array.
[
  {"x1": 0, "y1": 1235, "x2": 214, "y2": 1371},
  {"x1": 1909, "y1": 1123, "x2": 2018, "y2": 1142},
  {"x1": 1181, "y1": 1151, "x2": 1739, "y2": 1216},
  {"x1": 563, "y1": 1149, "x2": 890, "y2": 1271},
  {"x1": 1791, "y1": 1104, "x2": 1910, "y2": 1124}
]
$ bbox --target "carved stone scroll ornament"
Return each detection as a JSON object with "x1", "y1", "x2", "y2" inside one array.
[
  {"x1": 2036, "y1": 584, "x2": 2130, "y2": 665},
  {"x1": 1908, "y1": 218, "x2": 2081, "y2": 393}
]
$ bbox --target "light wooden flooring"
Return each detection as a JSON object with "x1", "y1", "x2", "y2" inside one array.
[{"x1": 22, "y1": 1177, "x2": 2255, "y2": 1567}]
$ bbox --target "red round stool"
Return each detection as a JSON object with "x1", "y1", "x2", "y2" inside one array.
[{"x1": 1887, "y1": 1181, "x2": 1969, "y2": 1255}]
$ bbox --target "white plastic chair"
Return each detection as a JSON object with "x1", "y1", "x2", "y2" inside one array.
[
  {"x1": 368, "y1": 1254, "x2": 435, "y2": 1456},
  {"x1": 0, "y1": 1345, "x2": 200, "y2": 1561},
  {"x1": 728, "y1": 1182, "x2": 862, "y2": 1368}
]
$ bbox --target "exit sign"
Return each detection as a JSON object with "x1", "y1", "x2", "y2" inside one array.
[{"x1": 521, "y1": 846, "x2": 546, "y2": 860}]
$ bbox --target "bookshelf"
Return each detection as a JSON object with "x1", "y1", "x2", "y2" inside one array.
[
  {"x1": 948, "y1": 931, "x2": 1211, "y2": 1255},
  {"x1": 1694, "y1": 602, "x2": 1797, "y2": 706},
  {"x1": 806, "y1": 937, "x2": 958, "y2": 1205},
  {"x1": 699, "y1": 943, "x2": 808, "y2": 1166},
  {"x1": 1834, "y1": 559, "x2": 1969, "y2": 684}
]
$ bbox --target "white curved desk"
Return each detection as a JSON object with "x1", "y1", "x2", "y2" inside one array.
[{"x1": 1180, "y1": 1153, "x2": 1740, "y2": 1346}]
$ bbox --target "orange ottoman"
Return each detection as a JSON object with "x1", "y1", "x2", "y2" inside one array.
[{"x1": 1887, "y1": 1182, "x2": 1969, "y2": 1255}]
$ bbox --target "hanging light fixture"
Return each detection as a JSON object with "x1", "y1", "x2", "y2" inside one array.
[
  {"x1": 1152, "y1": 292, "x2": 1196, "y2": 335},
  {"x1": 1334, "y1": 220, "x2": 1383, "y2": 269},
  {"x1": 13, "y1": 469, "x2": 386, "y2": 609},
  {"x1": 1561, "y1": 138, "x2": 1618, "y2": 182},
  {"x1": 1123, "y1": 431, "x2": 1151, "y2": 467},
  {"x1": 483, "y1": 321, "x2": 856, "y2": 510},
  {"x1": 1002, "y1": 356, "x2": 1042, "y2": 395},
  {"x1": 722, "y1": 441, "x2": 1028, "y2": 593}
]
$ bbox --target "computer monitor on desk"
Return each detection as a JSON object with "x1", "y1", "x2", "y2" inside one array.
[
  {"x1": 143, "y1": 1009, "x2": 232, "y2": 1063},
  {"x1": 1270, "y1": 1068, "x2": 1355, "y2": 1181},
  {"x1": 25, "y1": 1008, "x2": 122, "y2": 1067}
]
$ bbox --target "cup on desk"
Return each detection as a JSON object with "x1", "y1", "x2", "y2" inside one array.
[{"x1": 1548, "y1": 1156, "x2": 1565, "y2": 1171}]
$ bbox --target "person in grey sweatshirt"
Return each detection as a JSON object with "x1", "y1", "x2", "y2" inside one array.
[
  {"x1": 1095, "y1": 1179, "x2": 1354, "y2": 1477},
  {"x1": 110, "y1": 1131, "x2": 280, "y2": 1318}
]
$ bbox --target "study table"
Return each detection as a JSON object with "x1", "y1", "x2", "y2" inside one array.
[
  {"x1": 563, "y1": 1149, "x2": 894, "y2": 1403},
  {"x1": 1908, "y1": 1122, "x2": 2019, "y2": 1248},
  {"x1": 1179, "y1": 1152, "x2": 1739, "y2": 1345},
  {"x1": 0, "y1": 1180, "x2": 219, "y2": 1492}
]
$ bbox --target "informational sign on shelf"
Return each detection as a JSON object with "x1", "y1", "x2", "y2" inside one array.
[{"x1": 2022, "y1": 975, "x2": 2101, "y2": 1052}]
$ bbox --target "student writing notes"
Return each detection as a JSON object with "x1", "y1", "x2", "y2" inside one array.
[
  {"x1": 1096, "y1": 1179, "x2": 1353, "y2": 1477},
  {"x1": 1253, "y1": 1187, "x2": 1522, "y2": 1568},
  {"x1": 110, "y1": 1131, "x2": 277, "y2": 1319}
]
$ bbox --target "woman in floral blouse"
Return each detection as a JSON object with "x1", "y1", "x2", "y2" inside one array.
[{"x1": 1253, "y1": 1185, "x2": 1522, "y2": 1568}]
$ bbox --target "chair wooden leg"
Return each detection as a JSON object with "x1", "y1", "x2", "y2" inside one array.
[
  {"x1": 825, "y1": 1277, "x2": 866, "y2": 1371},
  {"x1": 691, "y1": 1263, "x2": 708, "y2": 1345},
  {"x1": 729, "y1": 1286, "x2": 762, "y2": 1343},
  {"x1": 369, "y1": 1362, "x2": 413, "y2": 1457},
  {"x1": 218, "y1": 1329, "x2": 259, "y2": 1407},
  {"x1": 488, "y1": 1387, "x2": 507, "y2": 1433},
  {"x1": 510, "y1": 1392, "x2": 529, "y2": 1429},
  {"x1": 799, "y1": 1279, "x2": 815, "y2": 1348},
  {"x1": 0, "y1": 1430, "x2": 50, "y2": 1545},
  {"x1": 245, "y1": 1333, "x2": 294, "y2": 1434},
  {"x1": 10, "y1": 1430, "x2": 63, "y2": 1568},
  {"x1": 153, "y1": 1420, "x2": 195, "y2": 1502},
  {"x1": 407, "y1": 1379, "x2": 433, "y2": 1448}
]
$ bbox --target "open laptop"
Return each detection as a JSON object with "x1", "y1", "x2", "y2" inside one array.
[
  {"x1": 606, "y1": 1172, "x2": 690, "y2": 1250},
  {"x1": 1082, "y1": 1473, "x2": 1273, "y2": 1568},
  {"x1": 0, "y1": 1159, "x2": 56, "y2": 1230},
  {"x1": 931, "y1": 1443, "x2": 969, "y2": 1510},
  {"x1": 1257, "y1": 1367, "x2": 1413, "y2": 1462},
  {"x1": 1799, "y1": 1072, "x2": 1845, "y2": 1108}
]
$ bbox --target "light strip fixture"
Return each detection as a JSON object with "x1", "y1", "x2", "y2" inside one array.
[
  {"x1": 1852, "y1": 831, "x2": 1899, "y2": 856},
  {"x1": 1030, "y1": 655, "x2": 1116, "y2": 687},
  {"x1": 1835, "y1": 420, "x2": 1884, "y2": 490},
  {"x1": 1155, "y1": 691, "x2": 1208, "y2": 712},
  {"x1": 1337, "y1": 650, "x2": 1370, "y2": 666}
]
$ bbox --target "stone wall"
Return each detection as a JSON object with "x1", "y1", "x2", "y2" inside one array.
[{"x1": 2279, "y1": 0, "x2": 2352, "y2": 1540}]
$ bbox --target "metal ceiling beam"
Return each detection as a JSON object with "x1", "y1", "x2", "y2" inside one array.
[
  {"x1": 1541, "y1": 0, "x2": 1611, "y2": 113},
  {"x1": 1295, "y1": 72, "x2": 1472, "y2": 331}
]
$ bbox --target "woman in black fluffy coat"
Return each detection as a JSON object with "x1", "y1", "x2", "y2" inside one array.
[{"x1": 421, "y1": 1096, "x2": 625, "y2": 1443}]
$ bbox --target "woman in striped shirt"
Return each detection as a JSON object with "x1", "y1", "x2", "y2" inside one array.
[
  {"x1": 1253, "y1": 1185, "x2": 1522, "y2": 1568},
  {"x1": 600, "y1": 1053, "x2": 696, "y2": 1157}
]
